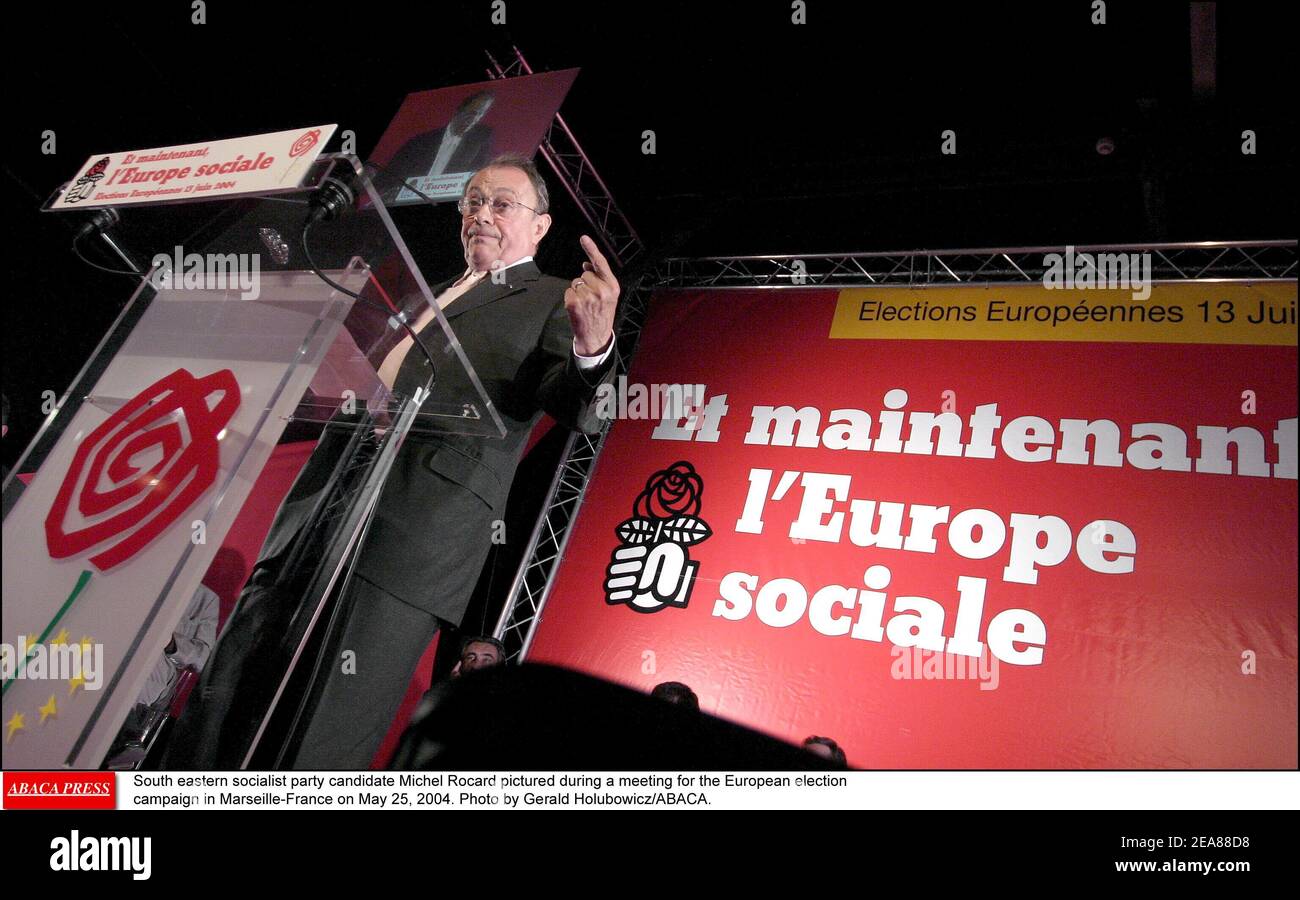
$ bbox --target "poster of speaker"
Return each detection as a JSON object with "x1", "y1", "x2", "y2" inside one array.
[{"x1": 368, "y1": 69, "x2": 579, "y2": 206}]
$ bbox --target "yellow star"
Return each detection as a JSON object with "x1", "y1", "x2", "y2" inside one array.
[
  {"x1": 50, "y1": 628, "x2": 70, "y2": 646},
  {"x1": 5, "y1": 711, "x2": 24, "y2": 742},
  {"x1": 78, "y1": 636, "x2": 94, "y2": 652},
  {"x1": 38, "y1": 695, "x2": 58, "y2": 724},
  {"x1": 68, "y1": 673, "x2": 86, "y2": 695}
]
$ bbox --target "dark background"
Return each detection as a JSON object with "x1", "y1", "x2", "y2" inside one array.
[{"x1": 3, "y1": 0, "x2": 1295, "y2": 466}]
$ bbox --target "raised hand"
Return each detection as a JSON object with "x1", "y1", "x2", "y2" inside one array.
[{"x1": 565, "y1": 234, "x2": 620, "y2": 356}]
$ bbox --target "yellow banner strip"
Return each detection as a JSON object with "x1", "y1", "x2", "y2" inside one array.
[{"x1": 830, "y1": 282, "x2": 1297, "y2": 345}]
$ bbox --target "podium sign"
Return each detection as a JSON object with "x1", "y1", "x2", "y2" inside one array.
[{"x1": 47, "y1": 125, "x2": 338, "y2": 211}]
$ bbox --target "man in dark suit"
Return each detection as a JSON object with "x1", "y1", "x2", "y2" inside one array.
[{"x1": 164, "y1": 154, "x2": 620, "y2": 769}]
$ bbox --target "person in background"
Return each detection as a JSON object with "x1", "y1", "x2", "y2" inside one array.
[
  {"x1": 802, "y1": 735, "x2": 847, "y2": 766},
  {"x1": 105, "y1": 584, "x2": 220, "y2": 768},
  {"x1": 387, "y1": 634, "x2": 506, "y2": 768},
  {"x1": 140, "y1": 584, "x2": 220, "y2": 707},
  {"x1": 651, "y1": 681, "x2": 699, "y2": 711},
  {"x1": 450, "y1": 635, "x2": 505, "y2": 678}
]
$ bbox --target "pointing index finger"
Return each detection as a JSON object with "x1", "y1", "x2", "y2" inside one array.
[{"x1": 580, "y1": 235, "x2": 613, "y2": 279}]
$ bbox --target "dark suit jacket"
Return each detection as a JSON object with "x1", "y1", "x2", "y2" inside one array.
[{"x1": 261, "y1": 259, "x2": 617, "y2": 627}]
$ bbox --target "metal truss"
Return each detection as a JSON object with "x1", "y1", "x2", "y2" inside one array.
[
  {"x1": 493, "y1": 274, "x2": 656, "y2": 661},
  {"x1": 649, "y1": 240, "x2": 1298, "y2": 289},
  {"x1": 485, "y1": 46, "x2": 645, "y2": 269}
]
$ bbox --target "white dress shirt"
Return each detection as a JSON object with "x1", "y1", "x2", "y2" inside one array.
[{"x1": 137, "y1": 584, "x2": 219, "y2": 708}]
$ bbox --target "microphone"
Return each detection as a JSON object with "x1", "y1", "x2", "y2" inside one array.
[
  {"x1": 305, "y1": 169, "x2": 361, "y2": 226},
  {"x1": 70, "y1": 206, "x2": 145, "y2": 276},
  {"x1": 72, "y1": 206, "x2": 121, "y2": 243}
]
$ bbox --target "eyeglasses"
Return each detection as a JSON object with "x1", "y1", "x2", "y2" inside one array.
[{"x1": 457, "y1": 193, "x2": 540, "y2": 219}]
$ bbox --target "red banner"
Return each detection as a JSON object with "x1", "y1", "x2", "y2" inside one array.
[
  {"x1": 3, "y1": 772, "x2": 115, "y2": 809},
  {"x1": 529, "y1": 285, "x2": 1298, "y2": 768}
]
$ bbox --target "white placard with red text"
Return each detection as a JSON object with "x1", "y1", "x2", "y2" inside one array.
[{"x1": 48, "y1": 125, "x2": 337, "y2": 210}]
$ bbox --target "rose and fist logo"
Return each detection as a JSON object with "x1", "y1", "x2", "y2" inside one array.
[
  {"x1": 62, "y1": 156, "x2": 111, "y2": 204},
  {"x1": 604, "y1": 461, "x2": 711, "y2": 613},
  {"x1": 45, "y1": 368, "x2": 240, "y2": 571}
]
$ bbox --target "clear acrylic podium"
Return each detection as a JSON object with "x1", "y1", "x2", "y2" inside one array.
[{"x1": 2, "y1": 154, "x2": 504, "y2": 770}]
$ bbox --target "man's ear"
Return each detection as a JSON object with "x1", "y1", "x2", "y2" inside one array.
[{"x1": 533, "y1": 212, "x2": 552, "y2": 245}]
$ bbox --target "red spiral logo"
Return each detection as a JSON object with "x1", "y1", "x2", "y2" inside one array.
[
  {"x1": 289, "y1": 129, "x2": 321, "y2": 158},
  {"x1": 45, "y1": 368, "x2": 241, "y2": 571}
]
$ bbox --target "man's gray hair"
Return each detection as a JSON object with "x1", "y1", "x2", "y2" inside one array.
[{"x1": 481, "y1": 153, "x2": 550, "y2": 214}]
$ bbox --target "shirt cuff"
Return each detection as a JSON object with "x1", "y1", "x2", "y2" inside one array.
[{"x1": 573, "y1": 336, "x2": 614, "y2": 370}]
